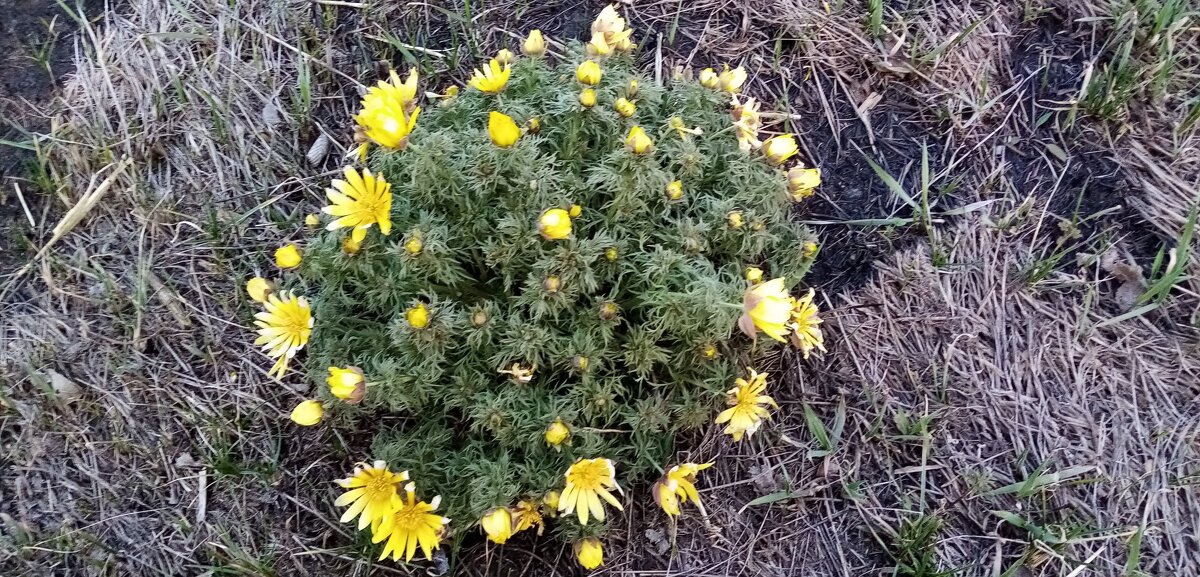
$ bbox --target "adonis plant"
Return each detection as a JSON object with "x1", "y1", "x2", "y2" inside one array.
[{"x1": 244, "y1": 5, "x2": 825, "y2": 570}]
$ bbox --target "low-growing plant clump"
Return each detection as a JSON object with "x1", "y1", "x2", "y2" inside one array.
[{"x1": 243, "y1": 5, "x2": 825, "y2": 569}]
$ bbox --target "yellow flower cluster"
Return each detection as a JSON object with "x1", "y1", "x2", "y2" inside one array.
[
  {"x1": 738, "y1": 278, "x2": 827, "y2": 357},
  {"x1": 334, "y1": 461, "x2": 450, "y2": 562}
]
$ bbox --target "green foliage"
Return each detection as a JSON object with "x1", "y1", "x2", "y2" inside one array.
[{"x1": 289, "y1": 48, "x2": 813, "y2": 543}]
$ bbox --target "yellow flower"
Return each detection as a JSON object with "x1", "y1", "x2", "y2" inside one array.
[
  {"x1": 254, "y1": 291, "x2": 313, "y2": 378},
  {"x1": 575, "y1": 538, "x2": 604, "y2": 570},
  {"x1": 568, "y1": 204, "x2": 583, "y2": 218},
  {"x1": 373, "y1": 482, "x2": 449, "y2": 562},
  {"x1": 342, "y1": 235, "x2": 362, "y2": 255},
  {"x1": 745, "y1": 266, "x2": 763, "y2": 284},
  {"x1": 789, "y1": 288, "x2": 826, "y2": 358},
  {"x1": 335, "y1": 460, "x2": 409, "y2": 530},
  {"x1": 480, "y1": 507, "x2": 514, "y2": 544},
  {"x1": 404, "y1": 233, "x2": 423, "y2": 255},
  {"x1": 578, "y1": 88, "x2": 597, "y2": 108},
  {"x1": 499, "y1": 362, "x2": 534, "y2": 384},
  {"x1": 576, "y1": 60, "x2": 602, "y2": 85},
  {"x1": 290, "y1": 399, "x2": 323, "y2": 426},
  {"x1": 668, "y1": 116, "x2": 703, "y2": 139},
  {"x1": 727, "y1": 211, "x2": 744, "y2": 229},
  {"x1": 788, "y1": 166, "x2": 822, "y2": 200},
  {"x1": 802, "y1": 241, "x2": 819, "y2": 258},
  {"x1": 468, "y1": 59, "x2": 512, "y2": 93},
  {"x1": 488, "y1": 111, "x2": 521, "y2": 148},
  {"x1": 763, "y1": 134, "x2": 798, "y2": 165},
  {"x1": 542, "y1": 490, "x2": 560, "y2": 514},
  {"x1": 245, "y1": 277, "x2": 274, "y2": 303},
  {"x1": 512, "y1": 499, "x2": 544, "y2": 535},
  {"x1": 327, "y1": 366, "x2": 365, "y2": 403},
  {"x1": 586, "y1": 32, "x2": 613, "y2": 58},
  {"x1": 718, "y1": 64, "x2": 747, "y2": 93},
  {"x1": 592, "y1": 4, "x2": 631, "y2": 46},
  {"x1": 614, "y1": 97, "x2": 636, "y2": 118},
  {"x1": 354, "y1": 70, "x2": 421, "y2": 149},
  {"x1": 495, "y1": 48, "x2": 515, "y2": 66},
  {"x1": 626, "y1": 78, "x2": 639, "y2": 98},
  {"x1": 522, "y1": 30, "x2": 546, "y2": 57},
  {"x1": 559, "y1": 458, "x2": 624, "y2": 525},
  {"x1": 701, "y1": 343, "x2": 718, "y2": 359},
  {"x1": 406, "y1": 303, "x2": 430, "y2": 329},
  {"x1": 322, "y1": 167, "x2": 393, "y2": 243},
  {"x1": 275, "y1": 244, "x2": 301, "y2": 269},
  {"x1": 543, "y1": 275, "x2": 561, "y2": 293},
  {"x1": 304, "y1": 213, "x2": 320, "y2": 228},
  {"x1": 538, "y1": 208, "x2": 572, "y2": 240},
  {"x1": 665, "y1": 180, "x2": 683, "y2": 201},
  {"x1": 604, "y1": 247, "x2": 618, "y2": 261},
  {"x1": 625, "y1": 126, "x2": 653, "y2": 154},
  {"x1": 715, "y1": 369, "x2": 777, "y2": 441},
  {"x1": 653, "y1": 462, "x2": 713, "y2": 516},
  {"x1": 545, "y1": 418, "x2": 570, "y2": 449},
  {"x1": 738, "y1": 277, "x2": 794, "y2": 342},
  {"x1": 699, "y1": 68, "x2": 719, "y2": 89}
]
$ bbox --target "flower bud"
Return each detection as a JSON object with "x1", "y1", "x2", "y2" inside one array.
[
  {"x1": 615, "y1": 97, "x2": 636, "y2": 118},
  {"x1": 605, "y1": 247, "x2": 619, "y2": 261},
  {"x1": 787, "y1": 166, "x2": 822, "y2": 200},
  {"x1": 304, "y1": 213, "x2": 320, "y2": 228},
  {"x1": 727, "y1": 211, "x2": 744, "y2": 229},
  {"x1": 327, "y1": 366, "x2": 366, "y2": 404},
  {"x1": 763, "y1": 134, "x2": 798, "y2": 166},
  {"x1": 404, "y1": 233, "x2": 423, "y2": 255},
  {"x1": 480, "y1": 507, "x2": 514, "y2": 544},
  {"x1": 245, "y1": 277, "x2": 274, "y2": 303},
  {"x1": 568, "y1": 204, "x2": 583, "y2": 218},
  {"x1": 406, "y1": 303, "x2": 430, "y2": 329},
  {"x1": 488, "y1": 111, "x2": 521, "y2": 148},
  {"x1": 599, "y1": 301, "x2": 620, "y2": 320},
  {"x1": 290, "y1": 400, "x2": 323, "y2": 426},
  {"x1": 699, "y1": 68, "x2": 719, "y2": 89},
  {"x1": 544, "y1": 418, "x2": 570, "y2": 449},
  {"x1": 538, "y1": 208, "x2": 572, "y2": 240},
  {"x1": 576, "y1": 60, "x2": 602, "y2": 85},
  {"x1": 626, "y1": 78, "x2": 639, "y2": 98},
  {"x1": 745, "y1": 266, "x2": 764, "y2": 284},
  {"x1": 522, "y1": 30, "x2": 546, "y2": 57},
  {"x1": 625, "y1": 126, "x2": 653, "y2": 154},
  {"x1": 471, "y1": 308, "x2": 490, "y2": 327},
  {"x1": 526, "y1": 116, "x2": 541, "y2": 134},
  {"x1": 275, "y1": 244, "x2": 302, "y2": 269},
  {"x1": 543, "y1": 275, "x2": 561, "y2": 293},
  {"x1": 342, "y1": 236, "x2": 362, "y2": 255},
  {"x1": 578, "y1": 88, "x2": 596, "y2": 108},
  {"x1": 495, "y1": 48, "x2": 515, "y2": 66},
  {"x1": 665, "y1": 180, "x2": 683, "y2": 201}
]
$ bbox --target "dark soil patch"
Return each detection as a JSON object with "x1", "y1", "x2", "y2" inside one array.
[{"x1": 0, "y1": 0, "x2": 109, "y2": 273}]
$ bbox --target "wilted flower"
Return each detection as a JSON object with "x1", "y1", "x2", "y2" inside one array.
[
  {"x1": 512, "y1": 499, "x2": 544, "y2": 535},
  {"x1": 335, "y1": 461, "x2": 408, "y2": 529},
  {"x1": 290, "y1": 399, "x2": 323, "y2": 426},
  {"x1": 745, "y1": 266, "x2": 763, "y2": 284},
  {"x1": 373, "y1": 482, "x2": 449, "y2": 562},
  {"x1": 790, "y1": 288, "x2": 826, "y2": 358},
  {"x1": 480, "y1": 507, "x2": 514, "y2": 544},
  {"x1": 738, "y1": 277, "x2": 794, "y2": 342},
  {"x1": 545, "y1": 418, "x2": 570, "y2": 449},
  {"x1": 653, "y1": 462, "x2": 713, "y2": 516},
  {"x1": 576, "y1": 60, "x2": 602, "y2": 85},
  {"x1": 731, "y1": 95, "x2": 762, "y2": 152},
  {"x1": 488, "y1": 111, "x2": 521, "y2": 148},
  {"x1": 575, "y1": 538, "x2": 604, "y2": 570},
  {"x1": 323, "y1": 167, "x2": 393, "y2": 243},
  {"x1": 615, "y1": 97, "x2": 636, "y2": 118},
  {"x1": 699, "y1": 67, "x2": 719, "y2": 89},
  {"x1": 499, "y1": 362, "x2": 535, "y2": 384},
  {"x1": 591, "y1": 4, "x2": 630, "y2": 45},
  {"x1": 763, "y1": 134, "x2": 798, "y2": 165},
  {"x1": 495, "y1": 48, "x2": 515, "y2": 66},
  {"x1": 578, "y1": 88, "x2": 597, "y2": 108},
  {"x1": 468, "y1": 59, "x2": 512, "y2": 93},
  {"x1": 246, "y1": 277, "x2": 274, "y2": 303},
  {"x1": 718, "y1": 64, "x2": 747, "y2": 93},
  {"x1": 559, "y1": 458, "x2": 624, "y2": 525},
  {"x1": 665, "y1": 180, "x2": 683, "y2": 201},
  {"x1": 788, "y1": 166, "x2": 822, "y2": 200},
  {"x1": 406, "y1": 303, "x2": 429, "y2": 329},
  {"x1": 539, "y1": 208, "x2": 572, "y2": 240},
  {"x1": 327, "y1": 366, "x2": 365, "y2": 403},
  {"x1": 275, "y1": 244, "x2": 301, "y2": 269},
  {"x1": 522, "y1": 30, "x2": 546, "y2": 57},
  {"x1": 625, "y1": 126, "x2": 653, "y2": 154},
  {"x1": 254, "y1": 291, "x2": 313, "y2": 378},
  {"x1": 715, "y1": 369, "x2": 777, "y2": 441}
]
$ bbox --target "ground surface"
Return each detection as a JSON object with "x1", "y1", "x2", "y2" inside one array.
[{"x1": 1, "y1": 0, "x2": 1198, "y2": 576}]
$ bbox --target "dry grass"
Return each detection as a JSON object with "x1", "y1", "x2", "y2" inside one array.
[{"x1": 2, "y1": 0, "x2": 1198, "y2": 575}]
